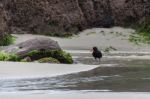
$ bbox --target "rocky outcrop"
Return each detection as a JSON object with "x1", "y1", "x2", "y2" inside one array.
[
  {"x1": 79, "y1": 0, "x2": 149, "y2": 26},
  {"x1": 0, "y1": 0, "x2": 149, "y2": 35},
  {"x1": 2, "y1": 37, "x2": 61, "y2": 56},
  {"x1": 0, "y1": 2, "x2": 9, "y2": 40},
  {"x1": 4, "y1": 0, "x2": 85, "y2": 35},
  {"x1": 110, "y1": 0, "x2": 149, "y2": 25}
]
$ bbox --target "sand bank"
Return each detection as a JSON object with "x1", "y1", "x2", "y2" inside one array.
[{"x1": 0, "y1": 62, "x2": 99, "y2": 79}]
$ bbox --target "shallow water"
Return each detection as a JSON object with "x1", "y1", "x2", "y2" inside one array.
[{"x1": 0, "y1": 51, "x2": 150, "y2": 94}]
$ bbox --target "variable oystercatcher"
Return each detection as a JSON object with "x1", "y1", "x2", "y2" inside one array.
[{"x1": 92, "y1": 46, "x2": 102, "y2": 61}]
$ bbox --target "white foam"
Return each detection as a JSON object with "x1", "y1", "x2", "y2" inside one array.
[
  {"x1": 73, "y1": 55, "x2": 150, "y2": 60},
  {"x1": 105, "y1": 55, "x2": 150, "y2": 60},
  {"x1": 66, "y1": 50, "x2": 150, "y2": 55},
  {"x1": 65, "y1": 50, "x2": 91, "y2": 54}
]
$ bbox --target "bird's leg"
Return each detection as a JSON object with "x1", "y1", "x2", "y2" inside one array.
[
  {"x1": 94, "y1": 58, "x2": 97, "y2": 61},
  {"x1": 98, "y1": 58, "x2": 101, "y2": 63}
]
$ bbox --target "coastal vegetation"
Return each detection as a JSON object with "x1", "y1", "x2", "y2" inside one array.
[
  {"x1": 0, "y1": 52, "x2": 21, "y2": 61},
  {"x1": 38, "y1": 57, "x2": 60, "y2": 64},
  {"x1": 0, "y1": 34, "x2": 15, "y2": 46},
  {"x1": 26, "y1": 50, "x2": 73, "y2": 64},
  {"x1": 0, "y1": 50, "x2": 73, "y2": 64},
  {"x1": 129, "y1": 21, "x2": 150, "y2": 45}
]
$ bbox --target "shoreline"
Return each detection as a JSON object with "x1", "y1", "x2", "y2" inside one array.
[
  {"x1": 0, "y1": 61, "x2": 99, "y2": 79},
  {"x1": 0, "y1": 27, "x2": 150, "y2": 98}
]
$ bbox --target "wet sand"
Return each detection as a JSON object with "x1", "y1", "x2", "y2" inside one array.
[
  {"x1": 1, "y1": 92, "x2": 150, "y2": 99},
  {"x1": 0, "y1": 62, "x2": 99, "y2": 79}
]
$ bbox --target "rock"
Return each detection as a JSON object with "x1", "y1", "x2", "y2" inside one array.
[
  {"x1": 4, "y1": 0, "x2": 85, "y2": 35},
  {"x1": 0, "y1": 0, "x2": 149, "y2": 36},
  {"x1": 37, "y1": 57, "x2": 60, "y2": 64},
  {"x1": 0, "y1": 2, "x2": 10, "y2": 45},
  {"x1": 2, "y1": 37, "x2": 61, "y2": 57},
  {"x1": 21, "y1": 56, "x2": 32, "y2": 62},
  {"x1": 79, "y1": 0, "x2": 149, "y2": 26}
]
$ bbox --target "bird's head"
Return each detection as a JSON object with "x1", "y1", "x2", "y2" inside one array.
[{"x1": 93, "y1": 46, "x2": 98, "y2": 52}]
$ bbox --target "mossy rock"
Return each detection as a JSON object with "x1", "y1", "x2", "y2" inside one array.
[
  {"x1": 26, "y1": 50, "x2": 73, "y2": 64},
  {"x1": 37, "y1": 57, "x2": 60, "y2": 64},
  {"x1": 0, "y1": 50, "x2": 73, "y2": 64}
]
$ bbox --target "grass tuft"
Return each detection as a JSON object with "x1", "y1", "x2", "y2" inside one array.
[
  {"x1": 0, "y1": 34, "x2": 16, "y2": 46},
  {"x1": 26, "y1": 50, "x2": 73, "y2": 64},
  {"x1": 0, "y1": 52, "x2": 21, "y2": 61},
  {"x1": 129, "y1": 21, "x2": 150, "y2": 45}
]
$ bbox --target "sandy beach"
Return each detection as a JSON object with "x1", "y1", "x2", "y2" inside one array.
[
  {"x1": 0, "y1": 27, "x2": 150, "y2": 99},
  {"x1": 13, "y1": 27, "x2": 150, "y2": 51}
]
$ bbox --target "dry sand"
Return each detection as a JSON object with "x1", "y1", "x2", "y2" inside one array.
[{"x1": 13, "y1": 27, "x2": 150, "y2": 52}]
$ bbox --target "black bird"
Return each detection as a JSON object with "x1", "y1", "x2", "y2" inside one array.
[{"x1": 92, "y1": 47, "x2": 102, "y2": 61}]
